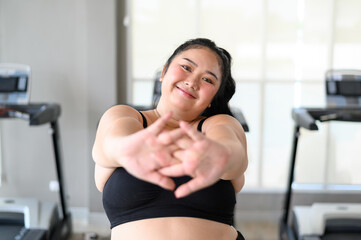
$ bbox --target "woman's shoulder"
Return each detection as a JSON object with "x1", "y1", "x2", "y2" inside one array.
[
  {"x1": 107, "y1": 104, "x2": 138, "y2": 113},
  {"x1": 205, "y1": 114, "x2": 240, "y2": 126},
  {"x1": 100, "y1": 104, "x2": 145, "y2": 124},
  {"x1": 104, "y1": 104, "x2": 141, "y2": 117},
  {"x1": 202, "y1": 114, "x2": 245, "y2": 135}
]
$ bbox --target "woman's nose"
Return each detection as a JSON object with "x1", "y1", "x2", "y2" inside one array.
[{"x1": 185, "y1": 76, "x2": 199, "y2": 90}]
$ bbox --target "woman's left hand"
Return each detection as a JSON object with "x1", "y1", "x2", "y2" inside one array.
[{"x1": 158, "y1": 121, "x2": 231, "y2": 198}]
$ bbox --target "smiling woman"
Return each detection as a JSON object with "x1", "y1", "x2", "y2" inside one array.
[
  {"x1": 92, "y1": 38, "x2": 248, "y2": 240},
  {"x1": 158, "y1": 47, "x2": 221, "y2": 119}
]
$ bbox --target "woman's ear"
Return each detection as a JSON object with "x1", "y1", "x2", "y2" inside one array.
[{"x1": 160, "y1": 65, "x2": 168, "y2": 82}]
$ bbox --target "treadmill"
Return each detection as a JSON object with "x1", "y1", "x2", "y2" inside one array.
[
  {"x1": 280, "y1": 69, "x2": 361, "y2": 240},
  {"x1": 0, "y1": 64, "x2": 72, "y2": 239}
]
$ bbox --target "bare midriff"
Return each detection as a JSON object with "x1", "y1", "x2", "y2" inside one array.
[{"x1": 111, "y1": 217, "x2": 238, "y2": 240}]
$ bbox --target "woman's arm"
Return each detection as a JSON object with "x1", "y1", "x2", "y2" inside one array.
[
  {"x1": 92, "y1": 105, "x2": 144, "y2": 191},
  {"x1": 92, "y1": 105, "x2": 144, "y2": 168},
  {"x1": 92, "y1": 105, "x2": 177, "y2": 191},
  {"x1": 203, "y1": 114, "x2": 248, "y2": 184},
  {"x1": 94, "y1": 164, "x2": 116, "y2": 192}
]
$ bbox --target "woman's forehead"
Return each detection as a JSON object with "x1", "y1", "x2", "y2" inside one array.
[{"x1": 175, "y1": 48, "x2": 222, "y2": 70}]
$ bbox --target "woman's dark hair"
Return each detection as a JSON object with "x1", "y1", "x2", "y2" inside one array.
[{"x1": 163, "y1": 38, "x2": 235, "y2": 117}]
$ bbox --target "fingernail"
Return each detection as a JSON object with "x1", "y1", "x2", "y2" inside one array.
[{"x1": 174, "y1": 191, "x2": 183, "y2": 199}]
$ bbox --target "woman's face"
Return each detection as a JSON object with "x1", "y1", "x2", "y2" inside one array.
[{"x1": 160, "y1": 47, "x2": 222, "y2": 115}]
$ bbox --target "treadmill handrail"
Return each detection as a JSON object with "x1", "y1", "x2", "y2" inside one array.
[
  {"x1": 0, "y1": 103, "x2": 61, "y2": 125},
  {"x1": 292, "y1": 106, "x2": 361, "y2": 130},
  {"x1": 292, "y1": 108, "x2": 318, "y2": 130}
]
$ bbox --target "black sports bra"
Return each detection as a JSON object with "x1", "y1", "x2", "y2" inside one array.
[{"x1": 102, "y1": 112, "x2": 236, "y2": 228}]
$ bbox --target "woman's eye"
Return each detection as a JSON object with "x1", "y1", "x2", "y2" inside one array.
[
  {"x1": 181, "y1": 65, "x2": 191, "y2": 71},
  {"x1": 202, "y1": 77, "x2": 213, "y2": 84}
]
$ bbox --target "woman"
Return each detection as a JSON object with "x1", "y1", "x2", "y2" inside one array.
[{"x1": 92, "y1": 38, "x2": 248, "y2": 240}]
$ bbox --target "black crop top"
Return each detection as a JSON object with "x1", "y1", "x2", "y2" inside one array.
[{"x1": 102, "y1": 112, "x2": 236, "y2": 229}]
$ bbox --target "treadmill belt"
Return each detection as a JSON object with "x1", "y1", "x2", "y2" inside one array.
[
  {"x1": 325, "y1": 218, "x2": 361, "y2": 233},
  {"x1": 0, "y1": 225, "x2": 46, "y2": 240},
  {"x1": 0, "y1": 224, "x2": 24, "y2": 239},
  {"x1": 322, "y1": 233, "x2": 361, "y2": 240}
]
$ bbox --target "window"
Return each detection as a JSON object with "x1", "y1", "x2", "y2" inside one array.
[{"x1": 129, "y1": 0, "x2": 361, "y2": 190}]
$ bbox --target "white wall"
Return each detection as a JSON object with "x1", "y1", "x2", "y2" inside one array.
[{"x1": 0, "y1": 0, "x2": 116, "y2": 211}]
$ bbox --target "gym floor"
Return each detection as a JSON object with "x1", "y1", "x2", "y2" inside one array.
[
  {"x1": 236, "y1": 220, "x2": 278, "y2": 240},
  {"x1": 69, "y1": 220, "x2": 279, "y2": 240}
]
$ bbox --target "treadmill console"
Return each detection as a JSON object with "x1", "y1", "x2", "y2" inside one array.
[
  {"x1": 0, "y1": 63, "x2": 31, "y2": 104},
  {"x1": 326, "y1": 69, "x2": 361, "y2": 107}
]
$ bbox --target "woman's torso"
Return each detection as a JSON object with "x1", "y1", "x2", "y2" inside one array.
[
  {"x1": 111, "y1": 217, "x2": 238, "y2": 240},
  {"x1": 103, "y1": 110, "x2": 238, "y2": 240}
]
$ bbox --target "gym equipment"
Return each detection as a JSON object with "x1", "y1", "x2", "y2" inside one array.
[
  {"x1": 0, "y1": 63, "x2": 31, "y2": 104},
  {"x1": 326, "y1": 69, "x2": 361, "y2": 107},
  {"x1": 0, "y1": 63, "x2": 72, "y2": 239},
  {"x1": 280, "y1": 69, "x2": 361, "y2": 240}
]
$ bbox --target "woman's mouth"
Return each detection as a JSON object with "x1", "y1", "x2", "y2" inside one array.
[{"x1": 176, "y1": 86, "x2": 196, "y2": 99}]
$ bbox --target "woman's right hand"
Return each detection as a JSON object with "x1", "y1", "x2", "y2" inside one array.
[{"x1": 116, "y1": 112, "x2": 183, "y2": 190}]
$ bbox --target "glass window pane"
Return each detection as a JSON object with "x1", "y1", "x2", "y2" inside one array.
[
  {"x1": 334, "y1": 44, "x2": 361, "y2": 69},
  {"x1": 132, "y1": 80, "x2": 153, "y2": 106},
  {"x1": 301, "y1": 0, "x2": 333, "y2": 81},
  {"x1": 297, "y1": 82, "x2": 326, "y2": 107},
  {"x1": 294, "y1": 83, "x2": 328, "y2": 185},
  {"x1": 200, "y1": 0, "x2": 263, "y2": 80},
  {"x1": 262, "y1": 83, "x2": 295, "y2": 188},
  {"x1": 295, "y1": 125, "x2": 328, "y2": 185},
  {"x1": 333, "y1": 0, "x2": 361, "y2": 69},
  {"x1": 334, "y1": 0, "x2": 361, "y2": 43},
  {"x1": 328, "y1": 122, "x2": 361, "y2": 185},
  {"x1": 266, "y1": 0, "x2": 298, "y2": 80},
  {"x1": 132, "y1": 0, "x2": 198, "y2": 79},
  {"x1": 230, "y1": 82, "x2": 262, "y2": 188}
]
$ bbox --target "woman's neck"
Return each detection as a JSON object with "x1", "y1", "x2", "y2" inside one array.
[{"x1": 155, "y1": 104, "x2": 202, "y2": 129}]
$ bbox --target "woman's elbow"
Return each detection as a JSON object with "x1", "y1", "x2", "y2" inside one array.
[
  {"x1": 233, "y1": 174, "x2": 245, "y2": 193},
  {"x1": 95, "y1": 180, "x2": 105, "y2": 192}
]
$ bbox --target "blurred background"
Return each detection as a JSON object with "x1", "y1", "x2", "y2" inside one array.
[{"x1": 0, "y1": 0, "x2": 360, "y2": 239}]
